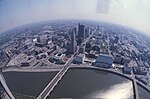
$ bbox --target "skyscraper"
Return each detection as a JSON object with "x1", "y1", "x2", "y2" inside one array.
[
  {"x1": 78, "y1": 23, "x2": 85, "y2": 45},
  {"x1": 85, "y1": 26, "x2": 90, "y2": 38},
  {"x1": 114, "y1": 36, "x2": 119, "y2": 44},
  {"x1": 73, "y1": 27, "x2": 77, "y2": 36},
  {"x1": 70, "y1": 30, "x2": 77, "y2": 54}
]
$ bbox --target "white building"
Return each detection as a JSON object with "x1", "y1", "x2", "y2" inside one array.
[{"x1": 54, "y1": 53, "x2": 65, "y2": 60}]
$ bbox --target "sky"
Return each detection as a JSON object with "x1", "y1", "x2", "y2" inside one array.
[{"x1": 0, "y1": 0, "x2": 150, "y2": 35}]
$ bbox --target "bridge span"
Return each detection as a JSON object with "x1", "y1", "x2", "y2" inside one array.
[
  {"x1": 131, "y1": 70, "x2": 139, "y2": 99},
  {"x1": 37, "y1": 66, "x2": 69, "y2": 99},
  {"x1": 0, "y1": 72, "x2": 15, "y2": 99},
  {"x1": 37, "y1": 65, "x2": 141, "y2": 99}
]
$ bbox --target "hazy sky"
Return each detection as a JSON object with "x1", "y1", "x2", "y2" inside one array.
[{"x1": 0, "y1": 0, "x2": 150, "y2": 35}]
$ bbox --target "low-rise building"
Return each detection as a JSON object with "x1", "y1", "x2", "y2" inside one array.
[
  {"x1": 20, "y1": 56, "x2": 37, "y2": 67},
  {"x1": 133, "y1": 66, "x2": 147, "y2": 75},
  {"x1": 122, "y1": 64, "x2": 132, "y2": 74},
  {"x1": 114, "y1": 54, "x2": 122, "y2": 64},
  {"x1": 122, "y1": 57, "x2": 131, "y2": 64},
  {"x1": 74, "y1": 54, "x2": 85, "y2": 64},
  {"x1": 95, "y1": 54, "x2": 113, "y2": 68},
  {"x1": 54, "y1": 53, "x2": 65, "y2": 60}
]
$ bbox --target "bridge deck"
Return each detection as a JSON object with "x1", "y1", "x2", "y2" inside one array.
[
  {"x1": 37, "y1": 66, "x2": 69, "y2": 99},
  {"x1": 0, "y1": 72, "x2": 15, "y2": 99}
]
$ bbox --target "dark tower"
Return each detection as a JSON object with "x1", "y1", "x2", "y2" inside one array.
[
  {"x1": 85, "y1": 26, "x2": 90, "y2": 38},
  {"x1": 78, "y1": 23, "x2": 85, "y2": 45},
  {"x1": 114, "y1": 36, "x2": 119, "y2": 44},
  {"x1": 70, "y1": 30, "x2": 77, "y2": 54}
]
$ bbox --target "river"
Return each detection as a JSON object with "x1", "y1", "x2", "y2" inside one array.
[
  {"x1": 3, "y1": 71, "x2": 58, "y2": 98},
  {"x1": 2, "y1": 68, "x2": 150, "y2": 99},
  {"x1": 48, "y1": 68, "x2": 134, "y2": 99}
]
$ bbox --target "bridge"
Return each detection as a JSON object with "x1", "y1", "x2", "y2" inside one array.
[
  {"x1": 0, "y1": 64, "x2": 142, "y2": 99},
  {"x1": 72, "y1": 65, "x2": 141, "y2": 99},
  {"x1": 0, "y1": 72, "x2": 15, "y2": 99},
  {"x1": 37, "y1": 66, "x2": 69, "y2": 99},
  {"x1": 37, "y1": 64, "x2": 142, "y2": 99},
  {"x1": 37, "y1": 48, "x2": 76, "y2": 99},
  {"x1": 37, "y1": 28, "x2": 97, "y2": 99},
  {"x1": 131, "y1": 70, "x2": 139, "y2": 99}
]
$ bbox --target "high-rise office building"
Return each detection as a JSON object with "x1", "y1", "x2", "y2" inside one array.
[
  {"x1": 37, "y1": 34, "x2": 47, "y2": 44},
  {"x1": 85, "y1": 26, "x2": 90, "y2": 38},
  {"x1": 114, "y1": 36, "x2": 119, "y2": 44},
  {"x1": 73, "y1": 27, "x2": 77, "y2": 36},
  {"x1": 70, "y1": 30, "x2": 77, "y2": 54},
  {"x1": 78, "y1": 24, "x2": 85, "y2": 45},
  {"x1": 79, "y1": 45, "x2": 85, "y2": 54}
]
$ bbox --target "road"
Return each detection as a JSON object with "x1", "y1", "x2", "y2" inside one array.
[{"x1": 2, "y1": 67, "x2": 61, "y2": 72}]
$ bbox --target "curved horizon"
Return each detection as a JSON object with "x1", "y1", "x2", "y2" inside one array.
[{"x1": 0, "y1": 0, "x2": 150, "y2": 36}]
